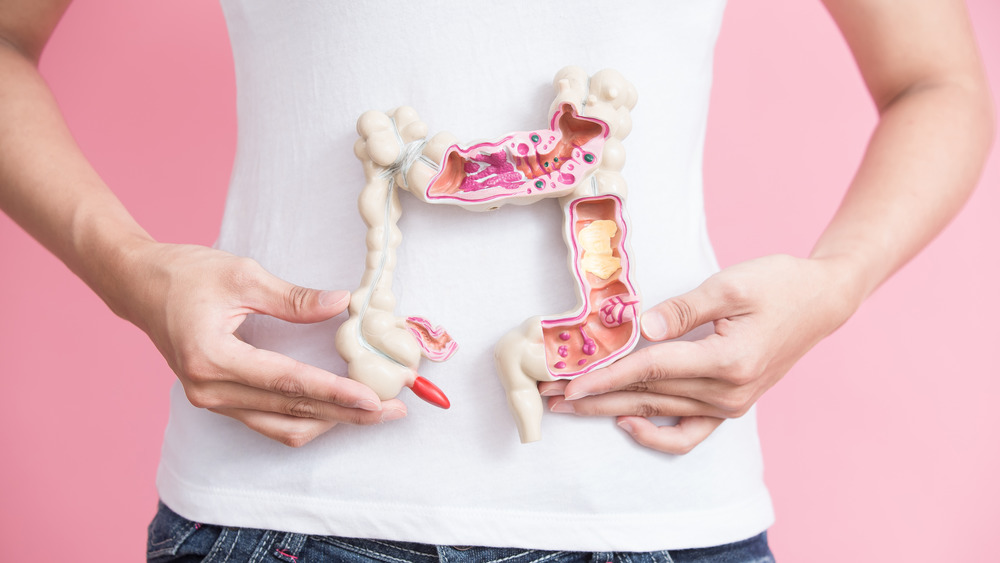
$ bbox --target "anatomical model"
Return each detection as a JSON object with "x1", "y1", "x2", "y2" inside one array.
[{"x1": 335, "y1": 66, "x2": 639, "y2": 443}]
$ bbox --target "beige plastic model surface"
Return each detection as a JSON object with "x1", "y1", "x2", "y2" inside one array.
[{"x1": 335, "y1": 66, "x2": 639, "y2": 442}]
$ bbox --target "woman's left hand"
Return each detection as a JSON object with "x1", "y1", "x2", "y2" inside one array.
[{"x1": 539, "y1": 254, "x2": 860, "y2": 454}]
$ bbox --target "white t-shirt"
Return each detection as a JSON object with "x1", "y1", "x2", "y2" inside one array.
[{"x1": 156, "y1": 0, "x2": 774, "y2": 551}]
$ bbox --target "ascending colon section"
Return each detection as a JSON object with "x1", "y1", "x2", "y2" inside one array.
[
  {"x1": 541, "y1": 195, "x2": 639, "y2": 378},
  {"x1": 425, "y1": 104, "x2": 608, "y2": 204}
]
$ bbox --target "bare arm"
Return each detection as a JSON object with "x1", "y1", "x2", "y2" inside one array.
[
  {"x1": 0, "y1": 1, "x2": 405, "y2": 446},
  {"x1": 812, "y1": 0, "x2": 994, "y2": 295},
  {"x1": 0, "y1": 0, "x2": 149, "y2": 297},
  {"x1": 543, "y1": 0, "x2": 994, "y2": 453}
]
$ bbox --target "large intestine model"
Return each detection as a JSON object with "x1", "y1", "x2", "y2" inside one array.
[{"x1": 335, "y1": 66, "x2": 639, "y2": 443}]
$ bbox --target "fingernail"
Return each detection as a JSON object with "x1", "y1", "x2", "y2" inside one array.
[
  {"x1": 539, "y1": 388, "x2": 564, "y2": 397},
  {"x1": 550, "y1": 399, "x2": 575, "y2": 414},
  {"x1": 564, "y1": 391, "x2": 591, "y2": 401},
  {"x1": 617, "y1": 420, "x2": 635, "y2": 434},
  {"x1": 357, "y1": 399, "x2": 380, "y2": 412},
  {"x1": 381, "y1": 407, "x2": 406, "y2": 422},
  {"x1": 319, "y1": 289, "x2": 350, "y2": 307},
  {"x1": 641, "y1": 312, "x2": 668, "y2": 340}
]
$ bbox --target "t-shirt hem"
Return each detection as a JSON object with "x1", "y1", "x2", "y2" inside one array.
[{"x1": 157, "y1": 463, "x2": 774, "y2": 552}]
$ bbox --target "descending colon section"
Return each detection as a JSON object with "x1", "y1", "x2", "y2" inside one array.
[
  {"x1": 540, "y1": 196, "x2": 639, "y2": 378},
  {"x1": 425, "y1": 104, "x2": 608, "y2": 203}
]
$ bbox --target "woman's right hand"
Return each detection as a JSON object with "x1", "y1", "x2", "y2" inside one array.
[
  {"x1": 116, "y1": 242, "x2": 406, "y2": 447},
  {"x1": 0, "y1": 3, "x2": 405, "y2": 447}
]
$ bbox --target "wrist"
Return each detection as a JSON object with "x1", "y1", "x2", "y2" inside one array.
[
  {"x1": 806, "y1": 250, "x2": 876, "y2": 320},
  {"x1": 68, "y1": 199, "x2": 161, "y2": 325}
]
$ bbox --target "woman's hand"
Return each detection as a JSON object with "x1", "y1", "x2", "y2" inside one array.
[
  {"x1": 539, "y1": 0, "x2": 994, "y2": 455},
  {"x1": 539, "y1": 254, "x2": 860, "y2": 454},
  {"x1": 117, "y1": 242, "x2": 405, "y2": 447},
  {"x1": 0, "y1": 3, "x2": 406, "y2": 448}
]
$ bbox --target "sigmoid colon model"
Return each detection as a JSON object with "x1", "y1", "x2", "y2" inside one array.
[{"x1": 335, "y1": 67, "x2": 639, "y2": 442}]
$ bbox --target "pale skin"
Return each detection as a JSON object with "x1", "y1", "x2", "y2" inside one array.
[
  {"x1": 0, "y1": 0, "x2": 993, "y2": 452},
  {"x1": 541, "y1": 0, "x2": 995, "y2": 452},
  {"x1": 0, "y1": 1, "x2": 407, "y2": 447}
]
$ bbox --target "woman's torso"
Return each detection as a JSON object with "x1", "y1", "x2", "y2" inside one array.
[{"x1": 155, "y1": 0, "x2": 774, "y2": 551}]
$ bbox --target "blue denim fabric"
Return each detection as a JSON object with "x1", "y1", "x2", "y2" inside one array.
[{"x1": 148, "y1": 502, "x2": 774, "y2": 563}]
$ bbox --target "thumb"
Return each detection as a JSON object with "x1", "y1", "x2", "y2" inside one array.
[
  {"x1": 252, "y1": 271, "x2": 351, "y2": 324},
  {"x1": 640, "y1": 278, "x2": 738, "y2": 342}
]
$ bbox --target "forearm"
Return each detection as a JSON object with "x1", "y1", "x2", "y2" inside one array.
[
  {"x1": 0, "y1": 41, "x2": 155, "y2": 317},
  {"x1": 810, "y1": 75, "x2": 994, "y2": 308},
  {"x1": 813, "y1": 0, "x2": 996, "y2": 311}
]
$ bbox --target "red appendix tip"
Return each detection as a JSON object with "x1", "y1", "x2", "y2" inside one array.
[{"x1": 408, "y1": 376, "x2": 450, "y2": 409}]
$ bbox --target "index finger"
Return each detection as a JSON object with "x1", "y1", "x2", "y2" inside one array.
[
  {"x1": 564, "y1": 337, "x2": 724, "y2": 400},
  {"x1": 224, "y1": 339, "x2": 384, "y2": 411}
]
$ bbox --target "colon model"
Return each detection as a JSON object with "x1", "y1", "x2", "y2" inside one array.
[{"x1": 337, "y1": 67, "x2": 639, "y2": 443}]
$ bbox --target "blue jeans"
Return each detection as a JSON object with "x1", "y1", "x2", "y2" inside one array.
[{"x1": 148, "y1": 502, "x2": 774, "y2": 563}]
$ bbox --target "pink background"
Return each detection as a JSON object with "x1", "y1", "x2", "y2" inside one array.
[{"x1": 1, "y1": 1, "x2": 997, "y2": 561}]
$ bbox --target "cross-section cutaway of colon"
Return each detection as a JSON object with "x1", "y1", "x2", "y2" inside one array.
[{"x1": 337, "y1": 66, "x2": 640, "y2": 443}]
